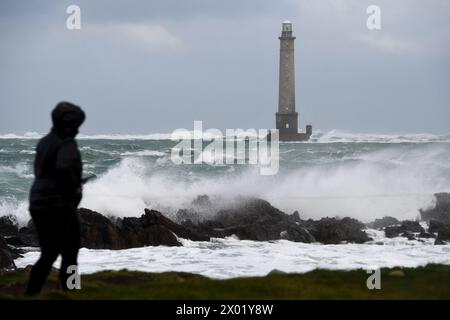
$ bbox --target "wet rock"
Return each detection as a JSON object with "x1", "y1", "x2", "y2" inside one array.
[
  {"x1": 193, "y1": 198, "x2": 316, "y2": 242},
  {"x1": 0, "y1": 215, "x2": 19, "y2": 237},
  {"x1": 120, "y1": 219, "x2": 181, "y2": 247},
  {"x1": 366, "y1": 216, "x2": 400, "y2": 230},
  {"x1": 428, "y1": 219, "x2": 449, "y2": 234},
  {"x1": 291, "y1": 211, "x2": 301, "y2": 223},
  {"x1": 384, "y1": 220, "x2": 424, "y2": 239},
  {"x1": 420, "y1": 193, "x2": 450, "y2": 224},
  {"x1": 79, "y1": 208, "x2": 187, "y2": 249},
  {"x1": 401, "y1": 221, "x2": 424, "y2": 233},
  {"x1": 401, "y1": 232, "x2": 416, "y2": 241},
  {"x1": 8, "y1": 246, "x2": 25, "y2": 259},
  {"x1": 417, "y1": 231, "x2": 435, "y2": 239},
  {"x1": 0, "y1": 215, "x2": 36, "y2": 248},
  {"x1": 384, "y1": 226, "x2": 402, "y2": 238},
  {"x1": 178, "y1": 198, "x2": 372, "y2": 244},
  {"x1": 78, "y1": 208, "x2": 126, "y2": 249},
  {"x1": 140, "y1": 209, "x2": 209, "y2": 242},
  {"x1": 16, "y1": 225, "x2": 39, "y2": 247},
  {"x1": 303, "y1": 217, "x2": 372, "y2": 244},
  {"x1": 0, "y1": 236, "x2": 15, "y2": 270},
  {"x1": 434, "y1": 225, "x2": 450, "y2": 245}
]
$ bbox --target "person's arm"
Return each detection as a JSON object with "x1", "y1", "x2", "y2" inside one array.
[{"x1": 55, "y1": 139, "x2": 81, "y2": 196}]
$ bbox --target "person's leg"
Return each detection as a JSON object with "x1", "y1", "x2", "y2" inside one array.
[
  {"x1": 59, "y1": 210, "x2": 80, "y2": 290},
  {"x1": 25, "y1": 210, "x2": 61, "y2": 295}
]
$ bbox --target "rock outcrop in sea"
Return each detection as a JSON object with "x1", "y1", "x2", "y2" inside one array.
[
  {"x1": 0, "y1": 235, "x2": 15, "y2": 270},
  {"x1": 419, "y1": 193, "x2": 450, "y2": 244},
  {"x1": 1, "y1": 193, "x2": 449, "y2": 268}
]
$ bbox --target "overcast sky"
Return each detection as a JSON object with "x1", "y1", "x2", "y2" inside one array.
[{"x1": 0, "y1": 0, "x2": 449, "y2": 134}]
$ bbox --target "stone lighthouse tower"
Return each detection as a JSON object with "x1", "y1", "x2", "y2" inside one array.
[{"x1": 276, "y1": 20, "x2": 311, "y2": 141}]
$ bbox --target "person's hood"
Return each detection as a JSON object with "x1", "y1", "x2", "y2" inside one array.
[{"x1": 51, "y1": 102, "x2": 85, "y2": 138}]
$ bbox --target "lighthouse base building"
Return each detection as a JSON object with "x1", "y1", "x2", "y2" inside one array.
[{"x1": 276, "y1": 20, "x2": 312, "y2": 142}]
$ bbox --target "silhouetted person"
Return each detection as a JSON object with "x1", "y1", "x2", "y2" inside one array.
[{"x1": 26, "y1": 102, "x2": 85, "y2": 295}]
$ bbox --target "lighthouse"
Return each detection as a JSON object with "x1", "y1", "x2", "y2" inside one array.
[{"x1": 276, "y1": 20, "x2": 311, "y2": 141}]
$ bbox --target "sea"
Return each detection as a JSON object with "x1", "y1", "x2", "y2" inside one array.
[{"x1": 2, "y1": 130, "x2": 450, "y2": 278}]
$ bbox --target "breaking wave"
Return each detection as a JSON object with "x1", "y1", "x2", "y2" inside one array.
[
  {"x1": 1, "y1": 132, "x2": 450, "y2": 225},
  {"x1": 79, "y1": 143, "x2": 450, "y2": 222},
  {"x1": 1, "y1": 130, "x2": 450, "y2": 143},
  {"x1": 310, "y1": 130, "x2": 450, "y2": 143}
]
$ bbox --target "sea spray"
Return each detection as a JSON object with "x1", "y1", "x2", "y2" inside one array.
[{"x1": 1, "y1": 132, "x2": 450, "y2": 223}]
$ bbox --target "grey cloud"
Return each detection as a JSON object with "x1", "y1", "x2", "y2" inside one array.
[{"x1": 0, "y1": 0, "x2": 449, "y2": 134}]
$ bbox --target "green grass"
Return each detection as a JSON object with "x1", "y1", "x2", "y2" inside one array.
[{"x1": 1, "y1": 264, "x2": 449, "y2": 299}]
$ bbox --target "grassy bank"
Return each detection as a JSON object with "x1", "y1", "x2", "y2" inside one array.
[{"x1": 0, "y1": 264, "x2": 449, "y2": 299}]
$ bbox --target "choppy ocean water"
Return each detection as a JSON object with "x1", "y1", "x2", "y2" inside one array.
[
  {"x1": 2, "y1": 130, "x2": 450, "y2": 276},
  {"x1": 2, "y1": 130, "x2": 450, "y2": 223}
]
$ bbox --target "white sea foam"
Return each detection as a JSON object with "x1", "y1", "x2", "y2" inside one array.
[
  {"x1": 77, "y1": 133, "x2": 173, "y2": 140},
  {"x1": 0, "y1": 199, "x2": 29, "y2": 226},
  {"x1": 310, "y1": 130, "x2": 450, "y2": 143},
  {"x1": 121, "y1": 150, "x2": 166, "y2": 157},
  {"x1": 0, "y1": 163, "x2": 33, "y2": 178},
  {"x1": 14, "y1": 236, "x2": 450, "y2": 279},
  {"x1": 79, "y1": 146, "x2": 118, "y2": 154},
  {"x1": 79, "y1": 143, "x2": 450, "y2": 222},
  {"x1": 0, "y1": 132, "x2": 42, "y2": 139},
  {"x1": 1, "y1": 130, "x2": 450, "y2": 143},
  {"x1": 19, "y1": 150, "x2": 35, "y2": 155}
]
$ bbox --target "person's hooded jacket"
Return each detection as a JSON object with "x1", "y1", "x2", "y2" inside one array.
[{"x1": 29, "y1": 102, "x2": 86, "y2": 211}]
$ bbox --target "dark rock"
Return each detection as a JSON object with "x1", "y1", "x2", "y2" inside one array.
[
  {"x1": 79, "y1": 208, "x2": 183, "y2": 249},
  {"x1": 8, "y1": 245, "x2": 25, "y2": 259},
  {"x1": 179, "y1": 198, "x2": 371, "y2": 244},
  {"x1": 192, "y1": 198, "x2": 316, "y2": 243},
  {"x1": 144, "y1": 225, "x2": 180, "y2": 246},
  {"x1": 428, "y1": 219, "x2": 449, "y2": 234},
  {"x1": 77, "y1": 207, "x2": 215, "y2": 249},
  {"x1": 280, "y1": 227, "x2": 315, "y2": 242},
  {"x1": 401, "y1": 232, "x2": 416, "y2": 241},
  {"x1": 384, "y1": 226, "x2": 402, "y2": 238},
  {"x1": 121, "y1": 220, "x2": 180, "y2": 247},
  {"x1": 4, "y1": 235, "x2": 26, "y2": 247},
  {"x1": 291, "y1": 211, "x2": 301, "y2": 223},
  {"x1": 435, "y1": 226, "x2": 450, "y2": 245},
  {"x1": 304, "y1": 217, "x2": 371, "y2": 244},
  {"x1": 0, "y1": 215, "x2": 19, "y2": 237},
  {"x1": 366, "y1": 216, "x2": 400, "y2": 230},
  {"x1": 418, "y1": 232, "x2": 435, "y2": 239},
  {"x1": 120, "y1": 213, "x2": 182, "y2": 247},
  {"x1": 78, "y1": 208, "x2": 125, "y2": 249},
  {"x1": 0, "y1": 236, "x2": 15, "y2": 269},
  {"x1": 4, "y1": 230, "x2": 39, "y2": 247},
  {"x1": 140, "y1": 209, "x2": 209, "y2": 242},
  {"x1": 0, "y1": 208, "x2": 201, "y2": 250},
  {"x1": 384, "y1": 220, "x2": 424, "y2": 239},
  {"x1": 401, "y1": 221, "x2": 424, "y2": 233},
  {"x1": 420, "y1": 193, "x2": 450, "y2": 224},
  {"x1": 17, "y1": 225, "x2": 39, "y2": 247}
]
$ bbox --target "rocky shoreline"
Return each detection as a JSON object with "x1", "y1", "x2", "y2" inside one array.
[{"x1": 1, "y1": 193, "x2": 450, "y2": 270}]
